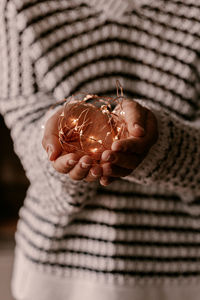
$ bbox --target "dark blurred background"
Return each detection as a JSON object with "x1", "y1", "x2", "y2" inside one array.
[{"x1": 0, "y1": 115, "x2": 29, "y2": 300}]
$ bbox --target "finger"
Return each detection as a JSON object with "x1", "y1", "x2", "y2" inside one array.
[
  {"x1": 84, "y1": 165, "x2": 103, "y2": 182},
  {"x1": 42, "y1": 108, "x2": 63, "y2": 161},
  {"x1": 102, "y1": 162, "x2": 132, "y2": 177},
  {"x1": 112, "y1": 110, "x2": 158, "y2": 153},
  {"x1": 52, "y1": 152, "x2": 80, "y2": 174},
  {"x1": 122, "y1": 100, "x2": 147, "y2": 137},
  {"x1": 112, "y1": 137, "x2": 145, "y2": 154},
  {"x1": 44, "y1": 134, "x2": 62, "y2": 161},
  {"x1": 101, "y1": 150, "x2": 143, "y2": 169},
  {"x1": 69, "y1": 155, "x2": 93, "y2": 180},
  {"x1": 100, "y1": 176, "x2": 116, "y2": 186}
]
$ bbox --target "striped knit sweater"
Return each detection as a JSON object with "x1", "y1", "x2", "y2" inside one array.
[{"x1": 0, "y1": 0, "x2": 200, "y2": 299}]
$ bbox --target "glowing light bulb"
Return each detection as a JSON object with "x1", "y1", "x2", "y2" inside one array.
[
  {"x1": 72, "y1": 118, "x2": 78, "y2": 125},
  {"x1": 91, "y1": 148, "x2": 98, "y2": 153},
  {"x1": 98, "y1": 140, "x2": 102, "y2": 144},
  {"x1": 101, "y1": 105, "x2": 109, "y2": 114},
  {"x1": 89, "y1": 136, "x2": 96, "y2": 141},
  {"x1": 117, "y1": 127, "x2": 121, "y2": 132},
  {"x1": 83, "y1": 94, "x2": 93, "y2": 101}
]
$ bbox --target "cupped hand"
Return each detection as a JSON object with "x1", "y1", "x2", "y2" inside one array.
[
  {"x1": 42, "y1": 108, "x2": 102, "y2": 181},
  {"x1": 100, "y1": 100, "x2": 158, "y2": 186}
]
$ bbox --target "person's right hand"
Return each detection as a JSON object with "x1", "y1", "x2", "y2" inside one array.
[{"x1": 42, "y1": 108, "x2": 102, "y2": 181}]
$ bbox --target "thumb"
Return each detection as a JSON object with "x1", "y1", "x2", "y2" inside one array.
[
  {"x1": 42, "y1": 108, "x2": 63, "y2": 161},
  {"x1": 122, "y1": 100, "x2": 147, "y2": 137},
  {"x1": 44, "y1": 134, "x2": 62, "y2": 161}
]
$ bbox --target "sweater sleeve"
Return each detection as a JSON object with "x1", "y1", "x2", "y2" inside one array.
[
  {"x1": 125, "y1": 99, "x2": 200, "y2": 203},
  {"x1": 0, "y1": 0, "x2": 96, "y2": 216}
]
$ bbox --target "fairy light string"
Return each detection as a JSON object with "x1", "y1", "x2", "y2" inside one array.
[{"x1": 58, "y1": 81, "x2": 128, "y2": 160}]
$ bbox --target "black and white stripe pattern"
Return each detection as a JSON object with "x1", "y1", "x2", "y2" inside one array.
[{"x1": 0, "y1": 0, "x2": 200, "y2": 290}]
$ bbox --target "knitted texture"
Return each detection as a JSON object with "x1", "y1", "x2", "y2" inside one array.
[{"x1": 0, "y1": 0, "x2": 200, "y2": 295}]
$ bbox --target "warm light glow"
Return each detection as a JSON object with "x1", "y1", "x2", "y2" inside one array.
[
  {"x1": 101, "y1": 105, "x2": 109, "y2": 114},
  {"x1": 72, "y1": 118, "x2": 78, "y2": 124},
  {"x1": 58, "y1": 81, "x2": 128, "y2": 161},
  {"x1": 89, "y1": 136, "x2": 96, "y2": 141}
]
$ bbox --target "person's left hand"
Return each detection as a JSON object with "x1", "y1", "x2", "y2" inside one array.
[{"x1": 99, "y1": 100, "x2": 158, "y2": 186}]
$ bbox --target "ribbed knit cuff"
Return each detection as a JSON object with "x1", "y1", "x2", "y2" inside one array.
[
  {"x1": 36, "y1": 105, "x2": 97, "y2": 216},
  {"x1": 124, "y1": 100, "x2": 170, "y2": 186}
]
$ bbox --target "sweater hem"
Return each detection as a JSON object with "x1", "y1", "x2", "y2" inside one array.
[{"x1": 12, "y1": 248, "x2": 200, "y2": 300}]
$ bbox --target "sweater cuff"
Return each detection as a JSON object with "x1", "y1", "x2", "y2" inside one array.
[
  {"x1": 34, "y1": 107, "x2": 97, "y2": 216},
  {"x1": 124, "y1": 100, "x2": 170, "y2": 185}
]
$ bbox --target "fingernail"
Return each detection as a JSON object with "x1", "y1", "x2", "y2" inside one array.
[
  {"x1": 105, "y1": 153, "x2": 115, "y2": 162},
  {"x1": 81, "y1": 162, "x2": 91, "y2": 169},
  {"x1": 100, "y1": 176, "x2": 109, "y2": 186},
  {"x1": 47, "y1": 145, "x2": 53, "y2": 160},
  {"x1": 133, "y1": 124, "x2": 145, "y2": 136},
  {"x1": 112, "y1": 142, "x2": 122, "y2": 152},
  {"x1": 91, "y1": 167, "x2": 102, "y2": 177},
  {"x1": 68, "y1": 160, "x2": 78, "y2": 166}
]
